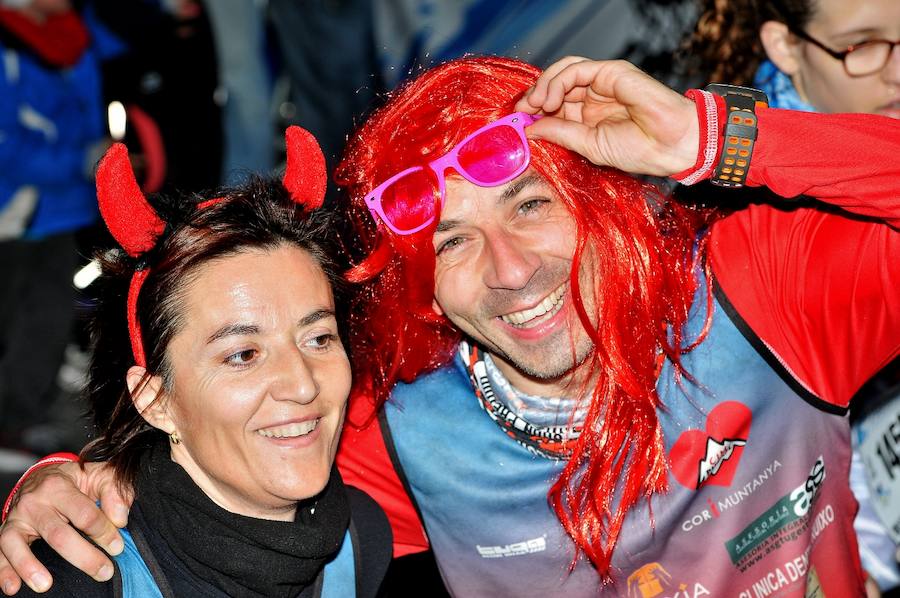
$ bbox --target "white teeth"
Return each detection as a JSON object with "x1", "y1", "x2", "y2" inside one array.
[
  {"x1": 257, "y1": 419, "x2": 319, "y2": 439},
  {"x1": 500, "y1": 283, "x2": 566, "y2": 328}
]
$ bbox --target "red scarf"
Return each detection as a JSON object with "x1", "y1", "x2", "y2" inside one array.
[{"x1": 0, "y1": 9, "x2": 89, "y2": 68}]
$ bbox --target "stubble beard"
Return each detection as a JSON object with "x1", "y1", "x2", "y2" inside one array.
[{"x1": 485, "y1": 324, "x2": 595, "y2": 383}]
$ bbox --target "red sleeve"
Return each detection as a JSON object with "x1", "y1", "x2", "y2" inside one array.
[
  {"x1": 2, "y1": 453, "x2": 79, "y2": 522},
  {"x1": 747, "y1": 107, "x2": 900, "y2": 226},
  {"x1": 709, "y1": 109, "x2": 900, "y2": 408},
  {"x1": 336, "y1": 394, "x2": 430, "y2": 557}
]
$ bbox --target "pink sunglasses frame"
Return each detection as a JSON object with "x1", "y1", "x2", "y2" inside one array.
[{"x1": 363, "y1": 112, "x2": 539, "y2": 235}]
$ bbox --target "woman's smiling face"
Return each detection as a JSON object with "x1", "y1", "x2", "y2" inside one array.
[{"x1": 150, "y1": 244, "x2": 351, "y2": 521}]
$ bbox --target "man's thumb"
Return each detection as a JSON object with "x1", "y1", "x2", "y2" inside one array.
[
  {"x1": 526, "y1": 117, "x2": 601, "y2": 166},
  {"x1": 95, "y1": 473, "x2": 133, "y2": 529}
]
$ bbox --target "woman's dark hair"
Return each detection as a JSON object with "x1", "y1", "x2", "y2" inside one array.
[
  {"x1": 687, "y1": 0, "x2": 817, "y2": 84},
  {"x1": 80, "y1": 176, "x2": 346, "y2": 491}
]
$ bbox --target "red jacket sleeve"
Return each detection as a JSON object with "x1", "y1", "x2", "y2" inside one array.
[
  {"x1": 709, "y1": 108, "x2": 900, "y2": 407},
  {"x1": 336, "y1": 394, "x2": 430, "y2": 556},
  {"x1": 748, "y1": 108, "x2": 900, "y2": 226}
]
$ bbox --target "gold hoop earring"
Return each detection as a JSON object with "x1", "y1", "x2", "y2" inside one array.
[{"x1": 170, "y1": 431, "x2": 181, "y2": 445}]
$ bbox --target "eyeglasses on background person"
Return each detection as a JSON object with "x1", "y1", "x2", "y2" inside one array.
[{"x1": 789, "y1": 26, "x2": 900, "y2": 77}]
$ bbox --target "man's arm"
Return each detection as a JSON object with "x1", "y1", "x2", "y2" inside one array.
[
  {"x1": 709, "y1": 108, "x2": 900, "y2": 407},
  {"x1": 698, "y1": 71, "x2": 899, "y2": 406},
  {"x1": 748, "y1": 107, "x2": 900, "y2": 226},
  {"x1": 0, "y1": 462, "x2": 128, "y2": 595}
]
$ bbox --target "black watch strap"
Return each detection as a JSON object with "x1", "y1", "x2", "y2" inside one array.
[{"x1": 705, "y1": 84, "x2": 769, "y2": 188}]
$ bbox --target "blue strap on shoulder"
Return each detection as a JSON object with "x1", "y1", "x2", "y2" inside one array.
[
  {"x1": 113, "y1": 527, "x2": 163, "y2": 598},
  {"x1": 320, "y1": 528, "x2": 356, "y2": 598}
]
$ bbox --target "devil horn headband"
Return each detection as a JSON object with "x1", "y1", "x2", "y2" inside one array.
[
  {"x1": 96, "y1": 143, "x2": 166, "y2": 257},
  {"x1": 95, "y1": 143, "x2": 163, "y2": 367},
  {"x1": 95, "y1": 126, "x2": 328, "y2": 367},
  {"x1": 283, "y1": 125, "x2": 327, "y2": 209}
]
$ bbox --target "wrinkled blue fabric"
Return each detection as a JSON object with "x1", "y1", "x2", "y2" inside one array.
[{"x1": 753, "y1": 59, "x2": 817, "y2": 113}]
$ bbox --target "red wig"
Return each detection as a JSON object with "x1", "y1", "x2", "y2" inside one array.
[{"x1": 336, "y1": 56, "x2": 709, "y2": 577}]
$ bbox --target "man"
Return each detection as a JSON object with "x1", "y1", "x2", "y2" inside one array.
[{"x1": 1, "y1": 57, "x2": 898, "y2": 596}]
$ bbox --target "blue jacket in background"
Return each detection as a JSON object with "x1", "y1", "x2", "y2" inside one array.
[{"x1": 0, "y1": 8, "x2": 123, "y2": 240}]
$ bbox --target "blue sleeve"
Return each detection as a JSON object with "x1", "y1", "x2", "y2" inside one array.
[{"x1": 0, "y1": 51, "x2": 93, "y2": 188}]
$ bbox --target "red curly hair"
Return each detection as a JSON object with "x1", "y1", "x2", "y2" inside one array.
[{"x1": 335, "y1": 56, "x2": 709, "y2": 577}]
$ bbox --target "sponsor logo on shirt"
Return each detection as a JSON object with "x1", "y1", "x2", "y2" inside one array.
[
  {"x1": 476, "y1": 535, "x2": 546, "y2": 558},
  {"x1": 680, "y1": 459, "x2": 782, "y2": 532},
  {"x1": 725, "y1": 456, "x2": 827, "y2": 573},
  {"x1": 669, "y1": 401, "x2": 753, "y2": 490},
  {"x1": 737, "y1": 555, "x2": 827, "y2": 597},
  {"x1": 626, "y1": 562, "x2": 710, "y2": 598}
]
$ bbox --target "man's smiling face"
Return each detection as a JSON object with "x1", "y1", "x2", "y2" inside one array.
[{"x1": 431, "y1": 169, "x2": 594, "y2": 396}]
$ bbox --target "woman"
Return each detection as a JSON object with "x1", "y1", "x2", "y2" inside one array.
[
  {"x1": 689, "y1": 1, "x2": 900, "y2": 593},
  {"x1": 689, "y1": 0, "x2": 899, "y2": 116},
  {"x1": 15, "y1": 127, "x2": 391, "y2": 597}
]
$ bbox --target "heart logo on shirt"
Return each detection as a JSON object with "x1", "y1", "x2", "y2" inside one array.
[{"x1": 669, "y1": 401, "x2": 753, "y2": 490}]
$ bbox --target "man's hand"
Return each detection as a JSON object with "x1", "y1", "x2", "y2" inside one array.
[
  {"x1": 515, "y1": 57, "x2": 700, "y2": 177},
  {"x1": 0, "y1": 462, "x2": 131, "y2": 595}
]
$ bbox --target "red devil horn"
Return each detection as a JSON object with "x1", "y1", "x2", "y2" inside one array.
[
  {"x1": 96, "y1": 143, "x2": 166, "y2": 257},
  {"x1": 283, "y1": 125, "x2": 327, "y2": 209}
]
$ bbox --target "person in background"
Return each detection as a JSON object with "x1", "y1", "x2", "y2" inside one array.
[
  {"x1": 267, "y1": 0, "x2": 382, "y2": 185},
  {"x1": 0, "y1": 0, "x2": 121, "y2": 456},
  {"x1": 92, "y1": 0, "x2": 222, "y2": 193},
  {"x1": 688, "y1": 1, "x2": 900, "y2": 592},
  {"x1": 266, "y1": 0, "x2": 698, "y2": 191},
  {"x1": 689, "y1": 0, "x2": 899, "y2": 115},
  {"x1": 202, "y1": 0, "x2": 274, "y2": 184}
]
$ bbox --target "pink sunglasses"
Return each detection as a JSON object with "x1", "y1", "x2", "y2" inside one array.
[{"x1": 364, "y1": 112, "x2": 538, "y2": 235}]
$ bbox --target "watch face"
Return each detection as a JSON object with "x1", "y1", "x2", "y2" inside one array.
[{"x1": 705, "y1": 84, "x2": 769, "y2": 107}]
